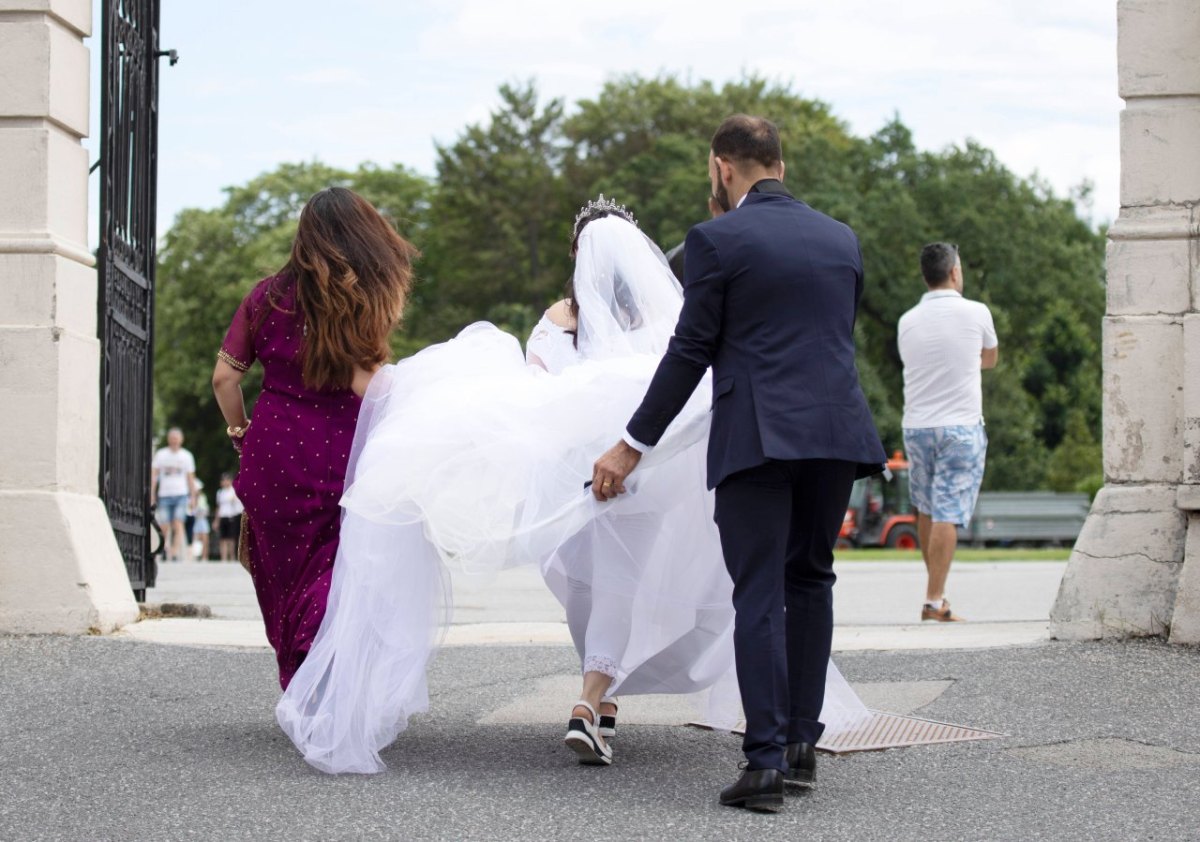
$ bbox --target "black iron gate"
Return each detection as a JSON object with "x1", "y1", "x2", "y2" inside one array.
[{"x1": 97, "y1": 0, "x2": 166, "y2": 601}]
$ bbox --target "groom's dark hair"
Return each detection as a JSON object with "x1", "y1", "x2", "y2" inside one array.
[{"x1": 711, "y1": 115, "x2": 782, "y2": 168}]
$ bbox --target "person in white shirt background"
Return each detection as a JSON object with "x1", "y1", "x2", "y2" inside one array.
[
  {"x1": 150, "y1": 427, "x2": 198, "y2": 562},
  {"x1": 191, "y1": 480, "x2": 212, "y2": 561},
  {"x1": 897, "y1": 243, "x2": 998, "y2": 622},
  {"x1": 215, "y1": 472, "x2": 244, "y2": 562}
]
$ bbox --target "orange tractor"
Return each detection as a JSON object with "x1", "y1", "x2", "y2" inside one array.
[{"x1": 839, "y1": 450, "x2": 919, "y2": 549}]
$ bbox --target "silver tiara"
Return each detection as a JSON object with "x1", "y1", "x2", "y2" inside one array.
[{"x1": 572, "y1": 194, "x2": 637, "y2": 239}]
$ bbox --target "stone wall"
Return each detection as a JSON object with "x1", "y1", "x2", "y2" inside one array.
[
  {"x1": 0, "y1": 0, "x2": 139, "y2": 633},
  {"x1": 1052, "y1": 0, "x2": 1200, "y2": 643}
]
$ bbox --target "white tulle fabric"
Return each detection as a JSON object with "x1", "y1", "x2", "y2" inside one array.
[
  {"x1": 275, "y1": 376, "x2": 452, "y2": 774},
  {"x1": 276, "y1": 215, "x2": 869, "y2": 774},
  {"x1": 526, "y1": 314, "x2": 582, "y2": 375}
]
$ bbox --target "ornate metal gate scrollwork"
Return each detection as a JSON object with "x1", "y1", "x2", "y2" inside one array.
[{"x1": 97, "y1": 0, "x2": 170, "y2": 600}]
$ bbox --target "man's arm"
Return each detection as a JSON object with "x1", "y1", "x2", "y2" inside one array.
[
  {"x1": 980, "y1": 306, "x2": 999, "y2": 370},
  {"x1": 593, "y1": 227, "x2": 725, "y2": 499},
  {"x1": 626, "y1": 226, "x2": 725, "y2": 445},
  {"x1": 149, "y1": 466, "x2": 158, "y2": 506}
]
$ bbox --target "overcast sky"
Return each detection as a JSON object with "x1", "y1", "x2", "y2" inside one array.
[{"x1": 86, "y1": 1, "x2": 1120, "y2": 243}]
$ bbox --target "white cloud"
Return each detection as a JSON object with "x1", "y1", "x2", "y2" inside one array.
[
  {"x1": 286, "y1": 67, "x2": 369, "y2": 86},
  {"x1": 405, "y1": 0, "x2": 1119, "y2": 219},
  {"x1": 86, "y1": 0, "x2": 1121, "y2": 242}
]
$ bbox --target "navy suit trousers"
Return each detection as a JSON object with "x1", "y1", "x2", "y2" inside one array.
[{"x1": 713, "y1": 458, "x2": 858, "y2": 771}]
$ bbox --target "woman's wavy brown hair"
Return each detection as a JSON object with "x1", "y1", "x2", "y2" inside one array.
[{"x1": 282, "y1": 187, "x2": 419, "y2": 390}]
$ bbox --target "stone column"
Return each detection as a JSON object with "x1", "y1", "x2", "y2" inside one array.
[
  {"x1": 0, "y1": 0, "x2": 139, "y2": 633},
  {"x1": 1052, "y1": 0, "x2": 1200, "y2": 642}
]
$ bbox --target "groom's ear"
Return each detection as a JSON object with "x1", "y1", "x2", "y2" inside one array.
[{"x1": 713, "y1": 155, "x2": 733, "y2": 185}]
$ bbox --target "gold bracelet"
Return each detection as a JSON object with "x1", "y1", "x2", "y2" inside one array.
[{"x1": 227, "y1": 420, "x2": 251, "y2": 438}]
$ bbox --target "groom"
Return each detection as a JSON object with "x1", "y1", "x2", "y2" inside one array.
[{"x1": 592, "y1": 115, "x2": 886, "y2": 812}]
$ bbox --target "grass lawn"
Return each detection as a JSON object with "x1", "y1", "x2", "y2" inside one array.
[{"x1": 834, "y1": 547, "x2": 1072, "y2": 562}]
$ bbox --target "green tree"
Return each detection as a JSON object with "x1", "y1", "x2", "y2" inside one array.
[
  {"x1": 153, "y1": 75, "x2": 1107, "y2": 494},
  {"x1": 563, "y1": 75, "x2": 858, "y2": 248},
  {"x1": 1045, "y1": 409, "x2": 1103, "y2": 495},
  {"x1": 1022, "y1": 300, "x2": 1102, "y2": 449},
  {"x1": 419, "y1": 82, "x2": 571, "y2": 342},
  {"x1": 980, "y1": 360, "x2": 1050, "y2": 491}
]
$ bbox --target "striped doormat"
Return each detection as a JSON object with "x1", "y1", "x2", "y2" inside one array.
[
  {"x1": 816, "y1": 711, "x2": 1003, "y2": 753},
  {"x1": 691, "y1": 713, "x2": 1003, "y2": 754}
]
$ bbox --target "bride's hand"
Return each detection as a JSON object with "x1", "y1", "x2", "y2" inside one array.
[{"x1": 592, "y1": 441, "x2": 642, "y2": 501}]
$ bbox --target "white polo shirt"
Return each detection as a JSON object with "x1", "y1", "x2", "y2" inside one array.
[
  {"x1": 152, "y1": 446, "x2": 196, "y2": 497},
  {"x1": 897, "y1": 289, "x2": 998, "y2": 429}
]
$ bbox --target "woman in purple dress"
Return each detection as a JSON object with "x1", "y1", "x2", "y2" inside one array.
[{"x1": 211, "y1": 187, "x2": 419, "y2": 688}]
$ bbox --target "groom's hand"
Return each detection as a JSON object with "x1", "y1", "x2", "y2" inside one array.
[{"x1": 592, "y1": 440, "x2": 642, "y2": 501}]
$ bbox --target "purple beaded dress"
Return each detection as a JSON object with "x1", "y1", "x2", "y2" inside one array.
[{"x1": 219, "y1": 273, "x2": 362, "y2": 688}]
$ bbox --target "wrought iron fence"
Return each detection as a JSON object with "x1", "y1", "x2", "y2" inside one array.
[{"x1": 97, "y1": 0, "x2": 164, "y2": 600}]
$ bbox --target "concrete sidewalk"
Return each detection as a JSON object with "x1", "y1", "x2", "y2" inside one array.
[
  {"x1": 136, "y1": 560, "x2": 1065, "y2": 651},
  {"x1": 1, "y1": 634, "x2": 1196, "y2": 841},
  {"x1": 117, "y1": 614, "x2": 1052, "y2": 652}
]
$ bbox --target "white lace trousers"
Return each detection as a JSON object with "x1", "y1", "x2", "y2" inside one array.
[{"x1": 562, "y1": 512, "x2": 659, "y2": 684}]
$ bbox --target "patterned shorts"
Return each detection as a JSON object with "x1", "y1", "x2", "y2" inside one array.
[
  {"x1": 903, "y1": 425, "x2": 988, "y2": 527},
  {"x1": 155, "y1": 494, "x2": 188, "y2": 525}
]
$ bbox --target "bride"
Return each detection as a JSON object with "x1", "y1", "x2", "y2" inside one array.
[{"x1": 275, "y1": 196, "x2": 867, "y2": 774}]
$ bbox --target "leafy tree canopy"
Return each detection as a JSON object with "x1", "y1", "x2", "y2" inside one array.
[{"x1": 154, "y1": 76, "x2": 1105, "y2": 494}]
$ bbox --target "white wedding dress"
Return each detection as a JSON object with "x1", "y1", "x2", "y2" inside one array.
[{"x1": 276, "y1": 216, "x2": 868, "y2": 774}]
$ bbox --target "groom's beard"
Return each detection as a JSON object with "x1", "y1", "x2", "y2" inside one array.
[{"x1": 712, "y1": 183, "x2": 731, "y2": 213}]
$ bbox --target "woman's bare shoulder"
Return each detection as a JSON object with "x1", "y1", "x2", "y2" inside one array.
[{"x1": 544, "y1": 299, "x2": 575, "y2": 329}]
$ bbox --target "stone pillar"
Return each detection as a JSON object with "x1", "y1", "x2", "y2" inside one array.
[
  {"x1": 0, "y1": 0, "x2": 139, "y2": 633},
  {"x1": 1052, "y1": 0, "x2": 1200, "y2": 642}
]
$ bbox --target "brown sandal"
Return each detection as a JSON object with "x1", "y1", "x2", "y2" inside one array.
[{"x1": 921, "y1": 598, "x2": 965, "y2": 622}]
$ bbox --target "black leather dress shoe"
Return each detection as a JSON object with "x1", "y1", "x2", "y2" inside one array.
[
  {"x1": 784, "y1": 742, "x2": 816, "y2": 789},
  {"x1": 719, "y1": 768, "x2": 784, "y2": 812}
]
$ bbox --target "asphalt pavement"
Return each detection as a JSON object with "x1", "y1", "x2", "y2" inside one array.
[
  {"x1": 4, "y1": 560, "x2": 1198, "y2": 841},
  {"x1": 2, "y1": 635, "x2": 1198, "y2": 841}
]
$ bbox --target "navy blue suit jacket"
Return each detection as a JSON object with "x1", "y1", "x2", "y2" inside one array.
[{"x1": 627, "y1": 181, "x2": 887, "y2": 489}]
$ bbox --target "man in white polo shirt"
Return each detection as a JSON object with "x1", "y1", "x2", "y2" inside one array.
[
  {"x1": 150, "y1": 427, "x2": 198, "y2": 562},
  {"x1": 897, "y1": 243, "x2": 998, "y2": 622}
]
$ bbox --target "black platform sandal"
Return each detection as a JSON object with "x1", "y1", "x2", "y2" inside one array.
[
  {"x1": 598, "y1": 696, "x2": 619, "y2": 742},
  {"x1": 563, "y1": 700, "x2": 612, "y2": 766}
]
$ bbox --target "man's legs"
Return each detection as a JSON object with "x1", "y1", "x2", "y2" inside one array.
[
  {"x1": 916, "y1": 509, "x2": 956, "y2": 603},
  {"x1": 158, "y1": 495, "x2": 189, "y2": 561},
  {"x1": 904, "y1": 428, "x2": 935, "y2": 571},
  {"x1": 905, "y1": 429, "x2": 955, "y2": 610},
  {"x1": 155, "y1": 497, "x2": 176, "y2": 560},
  {"x1": 714, "y1": 462, "x2": 791, "y2": 772},
  {"x1": 171, "y1": 519, "x2": 186, "y2": 561},
  {"x1": 916, "y1": 511, "x2": 932, "y2": 564},
  {"x1": 921, "y1": 424, "x2": 987, "y2": 617},
  {"x1": 784, "y1": 459, "x2": 857, "y2": 745},
  {"x1": 923, "y1": 519, "x2": 957, "y2": 603}
]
